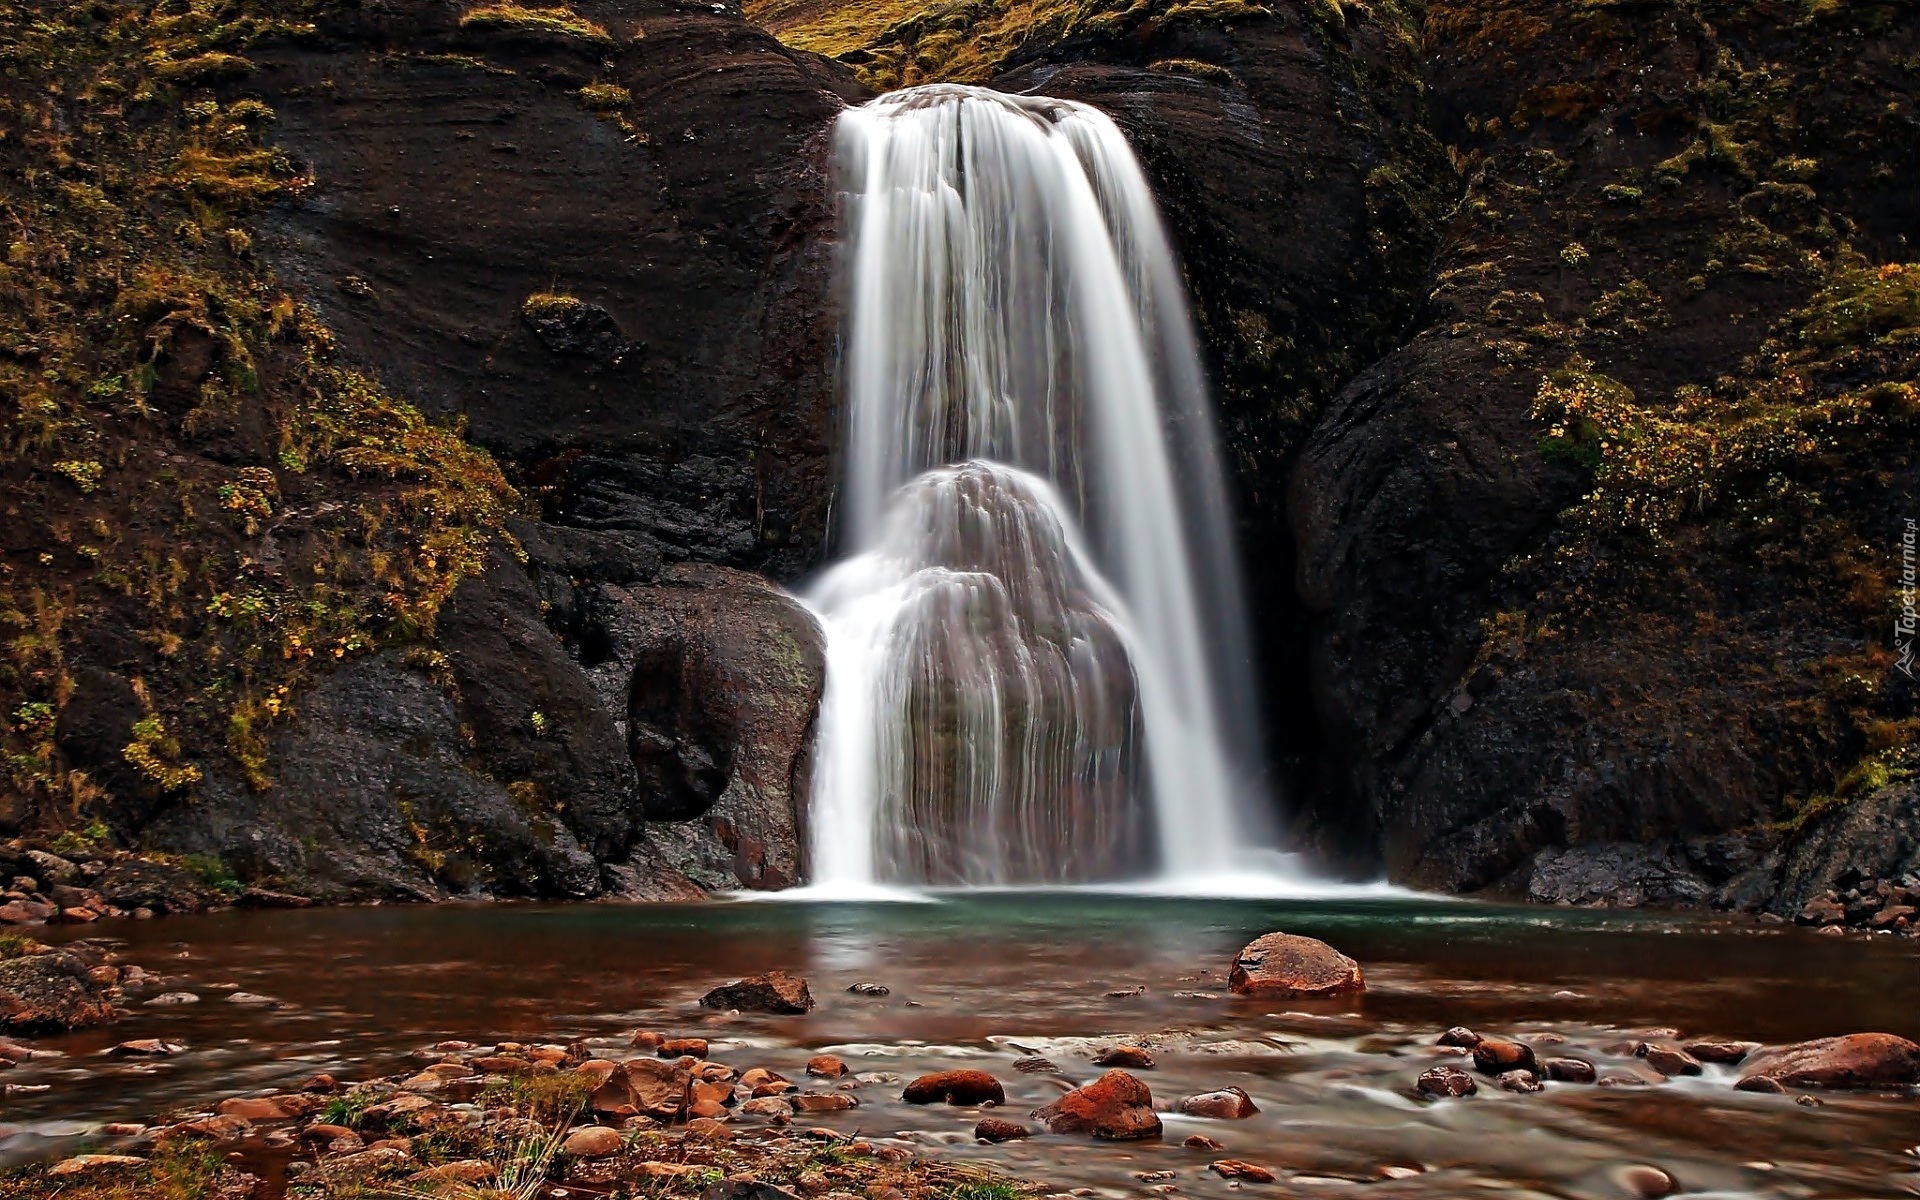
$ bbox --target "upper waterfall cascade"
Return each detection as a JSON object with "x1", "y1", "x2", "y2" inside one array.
[{"x1": 804, "y1": 84, "x2": 1283, "y2": 890}]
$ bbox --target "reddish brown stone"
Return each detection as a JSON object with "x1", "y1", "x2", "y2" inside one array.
[
  {"x1": 806, "y1": 1054, "x2": 850, "y2": 1078},
  {"x1": 1682, "y1": 1040, "x2": 1757, "y2": 1065},
  {"x1": 1737, "y1": 1033, "x2": 1920, "y2": 1090},
  {"x1": 1227, "y1": 933, "x2": 1364, "y2": 998},
  {"x1": 1210, "y1": 1160, "x2": 1276, "y2": 1183},
  {"x1": 1092, "y1": 1045, "x2": 1155, "y2": 1069},
  {"x1": 902, "y1": 1070, "x2": 1005, "y2": 1106},
  {"x1": 659, "y1": 1038, "x2": 709, "y2": 1059},
  {"x1": 1031, "y1": 1069, "x2": 1161, "y2": 1140},
  {"x1": 1471, "y1": 1038, "x2": 1536, "y2": 1076},
  {"x1": 1175, "y1": 1087, "x2": 1258, "y2": 1119},
  {"x1": 791, "y1": 1092, "x2": 858, "y2": 1112},
  {"x1": 1635, "y1": 1043, "x2": 1702, "y2": 1077},
  {"x1": 1436, "y1": 1027, "x2": 1481, "y2": 1048},
  {"x1": 974, "y1": 1117, "x2": 1030, "y2": 1143},
  {"x1": 1415, "y1": 1066, "x2": 1476, "y2": 1097},
  {"x1": 1183, "y1": 1134, "x2": 1226, "y2": 1151},
  {"x1": 700, "y1": 971, "x2": 813, "y2": 1014},
  {"x1": 1542, "y1": 1058, "x2": 1596, "y2": 1083}
]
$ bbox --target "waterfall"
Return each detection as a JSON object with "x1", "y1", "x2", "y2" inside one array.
[{"x1": 804, "y1": 84, "x2": 1269, "y2": 890}]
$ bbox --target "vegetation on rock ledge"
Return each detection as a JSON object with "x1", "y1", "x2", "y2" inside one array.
[{"x1": 0, "y1": 0, "x2": 523, "y2": 836}]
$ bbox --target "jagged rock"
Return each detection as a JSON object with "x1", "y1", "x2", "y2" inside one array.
[
  {"x1": 1176, "y1": 1088, "x2": 1258, "y2": 1119},
  {"x1": 0, "y1": 952, "x2": 116, "y2": 1032},
  {"x1": 701, "y1": 971, "x2": 813, "y2": 1014},
  {"x1": 1032, "y1": 1069, "x2": 1161, "y2": 1139},
  {"x1": 1227, "y1": 932, "x2": 1364, "y2": 997},
  {"x1": 592, "y1": 1058, "x2": 693, "y2": 1120},
  {"x1": 975, "y1": 1117, "x2": 1029, "y2": 1143},
  {"x1": 1527, "y1": 844, "x2": 1712, "y2": 909},
  {"x1": 1210, "y1": 1160, "x2": 1276, "y2": 1183},
  {"x1": 94, "y1": 860, "x2": 216, "y2": 914},
  {"x1": 1416, "y1": 1066, "x2": 1476, "y2": 1097},
  {"x1": 1635, "y1": 1044, "x2": 1703, "y2": 1077}
]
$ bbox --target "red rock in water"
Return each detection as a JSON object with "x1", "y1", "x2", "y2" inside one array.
[
  {"x1": 660, "y1": 1037, "x2": 709, "y2": 1059},
  {"x1": 1093, "y1": 1045, "x2": 1155, "y2": 1069},
  {"x1": 791, "y1": 1092, "x2": 858, "y2": 1112},
  {"x1": 1436, "y1": 1027, "x2": 1481, "y2": 1048},
  {"x1": 806, "y1": 1054, "x2": 850, "y2": 1078},
  {"x1": 1176, "y1": 1087, "x2": 1259, "y2": 1119},
  {"x1": 1497, "y1": 1069, "x2": 1544, "y2": 1094},
  {"x1": 630, "y1": 1030, "x2": 666, "y2": 1051},
  {"x1": 1635, "y1": 1043, "x2": 1703, "y2": 1077},
  {"x1": 902, "y1": 1070, "x2": 1005, "y2": 1106},
  {"x1": 1471, "y1": 1038, "x2": 1536, "y2": 1075},
  {"x1": 1031, "y1": 1069, "x2": 1161, "y2": 1139},
  {"x1": 700, "y1": 971, "x2": 813, "y2": 1014},
  {"x1": 1736, "y1": 1033, "x2": 1920, "y2": 1090},
  {"x1": 1184, "y1": 1134, "x2": 1227, "y2": 1151},
  {"x1": 974, "y1": 1117, "x2": 1030, "y2": 1143},
  {"x1": 1226, "y1": 933, "x2": 1364, "y2": 997},
  {"x1": 1681, "y1": 1040, "x2": 1757, "y2": 1064},
  {"x1": 1210, "y1": 1160, "x2": 1276, "y2": 1183},
  {"x1": 1415, "y1": 1066, "x2": 1476, "y2": 1097}
]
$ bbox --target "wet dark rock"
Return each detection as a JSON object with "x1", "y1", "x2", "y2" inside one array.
[
  {"x1": 0, "y1": 951, "x2": 116, "y2": 1032},
  {"x1": 93, "y1": 860, "x2": 215, "y2": 915},
  {"x1": 846, "y1": 982, "x2": 890, "y2": 996},
  {"x1": 1733, "y1": 1075, "x2": 1786, "y2": 1094},
  {"x1": 1471, "y1": 1039, "x2": 1537, "y2": 1076},
  {"x1": 236, "y1": 888, "x2": 312, "y2": 909},
  {"x1": 1736, "y1": 1033, "x2": 1920, "y2": 1090},
  {"x1": 705, "y1": 1181, "x2": 804, "y2": 1200},
  {"x1": 1416, "y1": 1066, "x2": 1477, "y2": 1097},
  {"x1": 902, "y1": 1070, "x2": 1005, "y2": 1106},
  {"x1": 1176, "y1": 1087, "x2": 1259, "y2": 1119},
  {"x1": 1527, "y1": 844, "x2": 1712, "y2": 909},
  {"x1": 974, "y1": 1117, "x2": 1030, "y2": 1143},
  {"x1": 1437, "y1": 1027, "x2": 1482, "y2": 1048},
  {"x1": 1227, "y1": 932, "x2": 1364, "y2": 997},
  {"x1": 1012, "y1": 1056, "x2": 1058, "y2": 1074},
  {"x1": 1636, "y1": 1044, "x2": 1703, "y2": 1077},
  {"x1": 1542, "y1": 1057, "x2": 1597, "y2": 1084},
  {"x1": 1184, "y1": 1134, "x2": 1227, "y2": 1152},
  {"x1": 1763, "y1": 781, "x2": 1920, "y2": 924},
  {"x1": 700, "y1": 971, "x2": 813, "y2": 1014},
  {"x1": 1614, "y1": 1165, "x2": 1678, "y2": 1199},
  {"x1": 1032, "y1": 1069, "x2": 1161, "y2": 1139}
]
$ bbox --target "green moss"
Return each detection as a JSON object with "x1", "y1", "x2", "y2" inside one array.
[{"x1": 459, "y1": 4, "x2": 615, "y2": 45}]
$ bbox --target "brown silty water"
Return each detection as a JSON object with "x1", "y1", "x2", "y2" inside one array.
[{"x1": 8, "y1": 894, "x2": 1919, "y2": 1198}]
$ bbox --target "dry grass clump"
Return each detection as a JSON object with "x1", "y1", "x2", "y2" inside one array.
[{"x1": 459, "y1": 4, "x2": 616, "y2": 45}]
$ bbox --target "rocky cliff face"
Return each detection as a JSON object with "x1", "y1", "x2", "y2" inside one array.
[{"x1": 3, "y1": 0, "x2": 1913, "y2": 909}]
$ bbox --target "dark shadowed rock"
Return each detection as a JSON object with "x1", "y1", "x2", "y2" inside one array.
[
  {"x1": 1093, "y1": 1045, "x2": 1155, "y2": 1069},
  {"x1": 1683, "y1": 1040, "x2": 1758, "y2": 1065},
  {"x1": 1032, "y1": 1069, "x2": 1161, "y2": 1139},
  {"x1": 0, "y1": 952, "x2": 116, "y2": 1033},
  {"x1": 1737, "y1": 1034, "x2": 1920, "y2": 1090},
  {"x1": 903, "y1": 1070, "x2": 1004, "y2": 1106},
  {"x1": 1542, "y1": 1058, "x2": 1597, "y2": 1084},
  {"x1": 1227, "y1": 932, "x2": 1364, "y2": 997},
  {"x1": 1636, "y1": 1044, "x2": 1703, "y2": 1077},
  {"x1": 94, "y1": 860, "x2": 217, "y2": 915},
  {"x1": 1437, "y1": 1027, "x2": 1481, "y2": 1048},
  {"x1": 701, "y1": 971, "x2": 813, "y2": 1014}
]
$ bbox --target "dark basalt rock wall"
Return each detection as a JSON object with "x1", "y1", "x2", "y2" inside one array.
[{"x1": 253, "y1": 0, "x2": 860, "y2": 578}]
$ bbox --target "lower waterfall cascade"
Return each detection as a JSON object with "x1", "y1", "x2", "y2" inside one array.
[{"x1": 802, "y1": 84, "x2": 1296, "y2": 892}]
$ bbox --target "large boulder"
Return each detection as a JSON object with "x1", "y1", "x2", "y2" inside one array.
[
  {"x1": 1227, "y1": 932, "x2": 1364, "y2": 997},
  {"x1": 700, "y1": 971, "x2": 814, "y2": 1014},
  {"x1": 592, "y1": 1057, "x2": 694, "y2": 1120},
  {"x1": 1032, "y1": 1069, "x2": 1161, "y2": 1140},
  {"x1": 902, "y1": 1070, "x2": 1005, "y2": 1106},
  {"x1": 0, "y1": 951, "x2": 117, "y2": 1033},
  {"x1": 1736, "y1": 1034, "x2": 1920, "y2": 1090}
]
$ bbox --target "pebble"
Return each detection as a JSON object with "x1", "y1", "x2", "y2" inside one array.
[{"x1": 144, "y1": 992, "x2": 200, "y2": 1006}]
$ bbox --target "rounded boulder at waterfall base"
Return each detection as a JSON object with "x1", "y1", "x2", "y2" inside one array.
[
  {"x1": 1227, "y1": 932, "x2": 1364, "y2": 998},
  {"x1": 1031, "y1": 1069, "x2": 1162, "y2": 1139},
  {"x1": 902, "y1": 1070, "x2": 1005, "y2": 1106},
  {"x1": 1735, "y1": 1033, "x2": 1920, "y2": 1090}
]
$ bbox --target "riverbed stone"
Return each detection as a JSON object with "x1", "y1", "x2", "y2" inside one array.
[
  {"x1": 562, "y1": 1126, "x2": 624, "y2": 1158},
  {"x1": 661, "y1": 1037, "x2": 709, "y2": 1058},
  {"x1": 791, "y1": 1092, "x2": 858, "y2": 1113},
  {"x1": 1736, "y1": 1033, "x2": 1920, "y2": 1090},
  {"x1": 1437, "y1": 1027, "x2": 1481, "y2": 1048},
  {"x1": 1471, "y1": 1038, "x2": 1536, "y2": 1075},
  {"x1": 1682, "y1": 1040, "x2": 1758, "y2": 1064},
  {"x1": 1092, "y1": 1045, "x2": 1155, "y2": 1069},
  {"x1": 903, "y1": 1070, "x2": 1004, "y2": 1106},
  {"x1": 700, "y1": 971, "x2": 813, "y2": 1014},
  {"x1": 1415, "y1": 1066, "x2": 1476, "y2": 1097},
  {"x1": 48, "y1": 1155, "x2": 145, "y2": 1176},
  {"x1": 975, "y1": 1117, "x2": 1030, "y2": 1143},
  {"x1": 1032, "y1": 1069, "x2": 1161, "y2": 1139},
  {"x1": 1636, "y1": 1044, "x2": 1703, "y2": 1077},
  {"x1": 594, "y1": 1057, "x2": 692, "y2": 1119},
  {"x1": 1184, "y1": 1134, "x2": 1227, "y2": 1151},
  {"x1": 1542, "y1": 1058, "x2": 1597, "y2": 1084},
  {"x1": 0, "y1": 951, "x2": 116, "y2": 1032},
  {"x1": 1498, "y1": 1069, "x2": 1544, "y2": 1093},
  {"x1": 1210, "y1": 1160, "x2": 1276, "y2": 1182},
  {"x1": 1176, "y1": 1087, "x2": 1258, "y2": 1119},
  {"x1": 806, "y1": 1054, "x2": 850, "y2": 1078},
  {"x1": 1227, "y1": 932, "x2": 1364, "y2": 997}
]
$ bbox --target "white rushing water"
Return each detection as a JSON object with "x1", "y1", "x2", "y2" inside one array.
[{"x1": 803, "y1": 85, "x2": 1282, "y2": 891}]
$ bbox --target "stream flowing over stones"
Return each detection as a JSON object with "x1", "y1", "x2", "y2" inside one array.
[{"x1": 804, "y1": 86, "x2": 1276, "y2": 890}]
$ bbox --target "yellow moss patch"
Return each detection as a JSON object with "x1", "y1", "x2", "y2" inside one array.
[{"x1": 459, "y1": 4, "x2": 616, "y2": 45}]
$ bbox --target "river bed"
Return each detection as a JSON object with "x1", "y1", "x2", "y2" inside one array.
[{"x1": 6, "y1": 894, "x2": 1918, "y2": 1198}]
